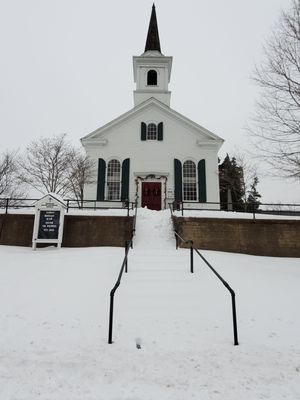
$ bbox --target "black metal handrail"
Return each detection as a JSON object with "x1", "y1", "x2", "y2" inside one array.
[
  {"x1": 174, "y1": 230, "x2": 239, "y2": 346},
  {"x1": 131, "y1": 201, "x2": 138, "y2": 237},
  {"x1": 108, "y1": 202, "x2": 138, "y2": 344},
  {"x1": 108, "y1": 239, "x2": 132, "y2": 344},
  {"x1": 171, "y1": 200, "x2": 300, "y2": 219},
  {"x1": 0, "y1": 197, "x2": 136, "y2": 216},
  {"x1": 65, "y1": 199, "x2": 136, "y2": 217}
]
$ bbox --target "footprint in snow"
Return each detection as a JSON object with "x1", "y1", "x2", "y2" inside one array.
[{"x1": 135, "y1": 337, "x2": 142, "y2": 349}]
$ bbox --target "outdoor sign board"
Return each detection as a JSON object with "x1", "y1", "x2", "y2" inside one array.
[
  {"x1": 38, "y1": 210, "x2": 60, "y2": 240},
  {"x1": 32, "y1": 194, "x2": 66, "y2": 250}
]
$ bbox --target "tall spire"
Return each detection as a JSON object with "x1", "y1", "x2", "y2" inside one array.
[{"x1": 144, "y1": 4, "x2": 161, "y2": 53}]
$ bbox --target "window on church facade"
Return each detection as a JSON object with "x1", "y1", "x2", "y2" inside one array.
[
  {"x1": 147, "y1": 123, "x2": 157, "y2": 140},
  {"x1": 183, "y1": 160, "x2": 197, "y2": 201},
  {"x1": 106, "y1": 159, "x2": 121, "y2": 200},
  {"x1": 147, "y1": 70, "x2": 157, "y2": 85}
]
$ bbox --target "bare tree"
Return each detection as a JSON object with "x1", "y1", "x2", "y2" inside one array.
[
  {"x1": 67, "y1": 149, "x2": 95, "y2": 204},
  {"x1": 0, "y1": 151, "x2": 25, "y2": 199},
  {"x1": 19, "y1": 134, "x2": 95, "y2": 202},
  {"x1": 19, "y1": 134, "x2": 72, "y2": 196},
  {"x1": 250, "y1": 0, "x2": 300, "y2": 179}
]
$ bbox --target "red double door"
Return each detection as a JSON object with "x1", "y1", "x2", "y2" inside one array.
[{"x1": 141, "y1": 182, "x2": 162, "y2": 211}]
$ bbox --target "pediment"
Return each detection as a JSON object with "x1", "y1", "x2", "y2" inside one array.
[
  {"x1": 81, "y1": 98, "x2": 224, "y2": 146},
  {"x1": 34, "y1": 193, "x2": 67, "y2": 209}
]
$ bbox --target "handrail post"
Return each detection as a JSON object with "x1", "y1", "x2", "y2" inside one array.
[
  {"x1": 231, "y1": 290, "x2": 239, "y2": 345},
  {"x1": 125, "y1": 241, "x2": 128, "y2": 273},
  {"x1": 108, "y1": 291, "x2": 114, "y2": 344},
  {"x1": 181, "y1": 201, "x2": 184, "y2": 216},
  {"x1": 66, "y1": 199, "x2": 69, "y2": 213},
  {"x1": 5, "y1": 198, "x2": 9, "y2": 214},
  {"x1": 190, "y1": 240, "x2": 194, "y2": 273}
]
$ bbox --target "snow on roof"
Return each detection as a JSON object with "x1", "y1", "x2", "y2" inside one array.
[
  {"x1": 47, "y1": 192, "x2": 66, "y2": 205},
  {"x1": 34, "y1": 193, "x2": 67, "y2": 208}
]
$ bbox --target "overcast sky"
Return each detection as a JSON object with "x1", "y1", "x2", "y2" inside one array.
[{"x1": 0, "y1": 0, "x2": 299, "y2": 203}]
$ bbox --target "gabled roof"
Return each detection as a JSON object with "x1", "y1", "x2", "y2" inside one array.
[
  {"x1": 145, "y1": 4, "x2": 161, "y2": 53},
  {"x1": 81, "y1": 97, "x2": 224, "y2": 147},
  {"x1": 34, "y1": 193, "x2": 67, "y2": 208}
]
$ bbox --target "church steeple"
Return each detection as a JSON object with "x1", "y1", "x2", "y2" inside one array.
[
  {"x1": 145, "y1": 4, "x2": 161, "y2": 53},
  {"x1": 133, "y1": 5, "x2": 172, "y2": 106}
]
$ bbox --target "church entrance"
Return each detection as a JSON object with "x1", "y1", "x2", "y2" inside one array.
[{"x1": 141, "y1": 182, "x2": 161, "y2": 210}]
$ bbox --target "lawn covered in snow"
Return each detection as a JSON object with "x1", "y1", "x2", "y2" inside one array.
[{"x1": 0, "y1": 208, "x2": 299, "y2": 399}]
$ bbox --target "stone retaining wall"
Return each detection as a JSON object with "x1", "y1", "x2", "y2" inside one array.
[
  {"x1": 0, "y1": 214, "x2": 133, "y2": 248},
  {"x1": 173, "y1": 217, "x2": 300, "y2": 257}
]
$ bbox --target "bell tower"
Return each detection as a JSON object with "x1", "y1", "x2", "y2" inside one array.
[{"x1": 133, "y1": 4, "x2": 173, "y2": 107}]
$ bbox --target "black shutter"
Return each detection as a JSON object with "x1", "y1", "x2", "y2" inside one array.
[
  {"x1": 97, "y1": 158, "x2": 106, "y2": 201},
  {"x1": 158, "y1": 122, "x2": 163, "y2": 141},
  {"x1": 141, "y1": 122, "x2": 147, "y2": 141},
  {"x1": 174, "y1": 159, "x2": 182, "y2": 202},
  {"x1": 121, "y1": 158, "x2": 130, "y2": 201},
  {"x1": 198, "y1": 159, "x2": 207, "y2": 202}
]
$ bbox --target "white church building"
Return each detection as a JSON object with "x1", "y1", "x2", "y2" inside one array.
[{"x1": 81, "y1": 5, "x2": 224, "y2": 210}]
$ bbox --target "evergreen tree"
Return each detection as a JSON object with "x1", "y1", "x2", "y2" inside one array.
[
  {"x1": 219, "y1": 154, "x2": 245, "y2": 211},
  {"x1": 246, "y1": 175, "x2": 261, "y2": 211}
]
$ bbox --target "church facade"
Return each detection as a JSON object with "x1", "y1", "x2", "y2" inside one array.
[{"x1": 81, "y1": 5, "x2": 224, "y2": 210}]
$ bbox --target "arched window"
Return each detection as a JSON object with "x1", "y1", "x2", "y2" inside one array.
[
  {"x1": 106, "y1": 159, "x2": 121, "y2": 200},
  {"x1": 183, "y1": 160, "x2": 197, "y2": 201},
  {"x1": 147, "y1": 123, "x2": 157, "y2": 140},
  {"x1": 147, "y1": 70, "x2": 157, "y2": 85}
]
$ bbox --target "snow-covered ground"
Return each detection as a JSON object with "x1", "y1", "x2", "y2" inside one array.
[{"x1": 0, "y1": 208, "x2": 300, "y2": 399}]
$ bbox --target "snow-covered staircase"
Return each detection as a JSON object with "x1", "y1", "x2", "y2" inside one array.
[
  {"x1": 111, "y1": 208, "x2": 233, "y2": 348},
  {"x1": 133, "y1": 208, "x2": 175, "y2": 251}
]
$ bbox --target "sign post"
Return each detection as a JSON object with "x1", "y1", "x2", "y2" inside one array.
[{"x1": 32, "y1": 194, "x2": 67, "y2": 250}]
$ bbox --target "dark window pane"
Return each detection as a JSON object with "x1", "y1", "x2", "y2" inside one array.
[
  {"x1": 147, "y1": 123, "x2": 157, "y2": 140},
  {"x1": 107, "y1": 159, "x2": 121, "y2": 200},
  {"x1": 183, "y1": 160, "x2": 197, "y2": 200},
  {"x1": 147, "y1": 70, "x2": 157, "y2": 85}
]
